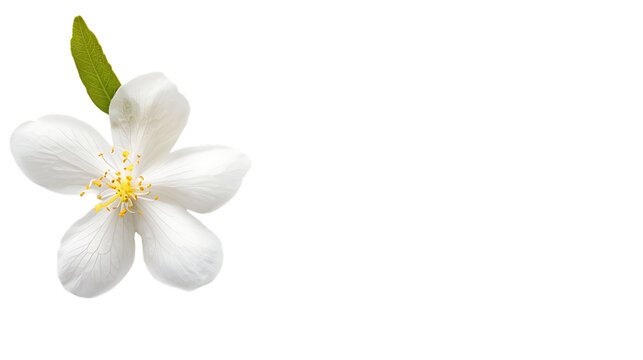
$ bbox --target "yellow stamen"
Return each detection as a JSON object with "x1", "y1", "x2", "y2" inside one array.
[
  {"x1": 94, "y1": 194, "x2": 119, "y2": 212},
  {"x1": 84, "y1": 151, "x2": 154, "y2": 217}
]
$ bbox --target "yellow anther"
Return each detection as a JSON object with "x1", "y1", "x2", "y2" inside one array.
[
  {"x1": 118, "y1": 208, "x2": 127, "y2": 217},
  {"x1": 80, "y1": 192, "x2": 85, "y2": 197},
  {"x1": 106, "y1": 207, "x2": 111, "y2": 212},
  {"x1": 98, "y1": 153, "x2": 103, "y2": 157},
  {"x1": 139, "y1": 176, "x2": 144, "y2": 180},
  {"x1": 126, "y1": 175, "x2": 132, "y2": 181},
  {"x1": 111, "y1": 147, "x2": 114, "y2": 153},
  {"x1": 92, "y1": 180, "x2": 102, "y2": 187},
  {"x1": 115, "y1": 172, "x2": 121, "y2": 175},
  {"x1": 137, "y1": 154, "x2": 141, "y2": 158},
  {"x1": 139, "y1": 187, "x2": 145, "y2": 191},
  {"x1": 137, "y1": 211, "x2": 143, "y2": 215},
  {"x1": 97, "y1": 195, "x2": 103, "y2": 199},
  {"x1": 136, "y1": 161, "x2": 140, "y2": 164},
  {"x1": 125, "y1": 165, "x2": 134, "y2": 171},
  {"x1": 155, "y1": 196, "x2": 159, "y2": 200},
  {"x1": 122, "y1": 158, "x2": 127, "y2": 163},
  {"x1": 85, "y1": 185, "x2": 89, "y2": 190},
  {"x1": 147, "y1": 184, "x2": 151, "y2": 188},
  {"x1": 122, "y1": 151, "x2": 130, "y2": 157}
]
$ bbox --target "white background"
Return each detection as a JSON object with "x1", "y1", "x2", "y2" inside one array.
[{"x1": 0, "y1": 0, "x2": 642, "y2": 359}]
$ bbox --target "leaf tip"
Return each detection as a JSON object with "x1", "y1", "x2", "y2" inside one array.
[{"x1": 73, "y1": 15, "x2": 84, "y2": 26}]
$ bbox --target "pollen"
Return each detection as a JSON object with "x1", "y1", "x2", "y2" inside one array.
[
  {"x1": 122, "y1": 151, "x2": 130, "y2": 157},
  {"x1": 125, "y1": 165, "x2": 134, "y2": 171}
]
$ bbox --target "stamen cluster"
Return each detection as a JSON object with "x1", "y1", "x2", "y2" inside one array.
[{"x1": 80, "y1": 147, "x2": 159, "y2": 216}]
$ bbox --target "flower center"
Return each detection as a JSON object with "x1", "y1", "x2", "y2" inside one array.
[{"x1": 79, "y1": 147, "x2": 159, "y2": 216}]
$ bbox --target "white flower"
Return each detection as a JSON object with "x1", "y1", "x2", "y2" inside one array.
[{"x1": 10, "y1": 73, "x2": 250, "y2": 297}]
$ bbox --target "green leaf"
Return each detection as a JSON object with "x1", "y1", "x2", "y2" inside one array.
[{"x1": 70, "y1": 16, "x2": 121, "y2": 114}]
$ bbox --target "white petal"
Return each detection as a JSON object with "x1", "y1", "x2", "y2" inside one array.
[
  {"x1": 143, "y1": 145, "x2": 251, "y2": 213},
  {"x1": 109, "y1": 73, "x2": 189, "y2": 167},
  {"x1": 10, "y1": 115, "x2": 113, "y2": 194},
  {"x1": 135, "y1": 200, "x2": 223, "y2": 290},
  {"x1": 58, "y1": 209, "x2": 135, "y2": 297}
]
